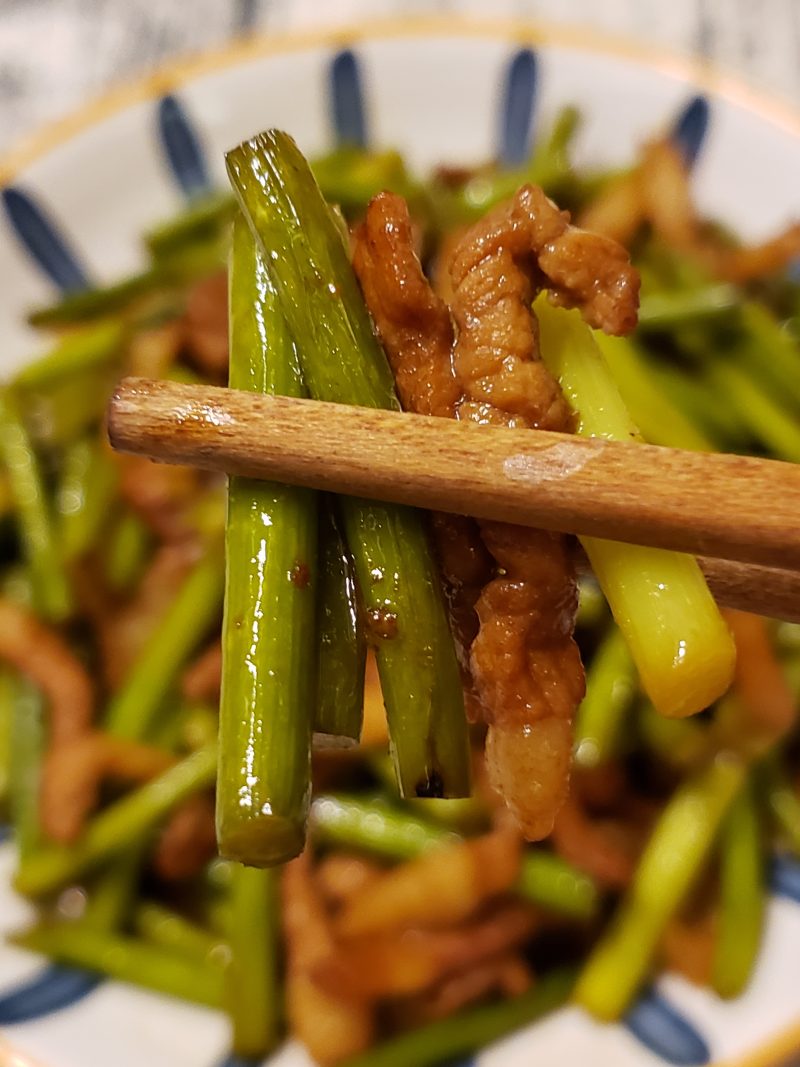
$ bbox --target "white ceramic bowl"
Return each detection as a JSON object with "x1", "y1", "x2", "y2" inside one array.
[{"x1": 1, "y1": 19, "x2": 800, "y2": 1067}]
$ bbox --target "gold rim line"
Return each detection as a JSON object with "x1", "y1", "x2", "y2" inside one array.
[
  {"x1": 3, "y1": 14, "x2": 800, "y2": 184},
  {"x1": 716, "y1": 1016, "x2": 800, "y2": 1067},
  {"x1": 0, "y1": 13, "x2": 799, "y2": 1067}
]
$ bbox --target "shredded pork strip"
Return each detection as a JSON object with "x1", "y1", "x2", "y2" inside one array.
[
  {"x1": 152, "y1": 791, "x2": 218, "y2": 881},
  {"x1": 313, "y1": 901, "x2": 541, "y2": 1001},
  {"x1": 41, "y1": 731, "x2": 174, "y2": 844},
  {"x1": 282, "y1": 852, "x2": 374, "y2": 1065},
  {"x1": 181, "y1": 639, "x2": 222, "y2": 704},
  {"x1": 353, "y1": 194, "x2": 493, "y2": 701},
  {"x1": 355, "y1": 187, "x2": 638, "y2": 838},
  {"x1": 580, "y1": 136, "x2": 800, "y2": 283},
  {"x1": 0, "y1": 598, "x2": 93, "y2": 746}
]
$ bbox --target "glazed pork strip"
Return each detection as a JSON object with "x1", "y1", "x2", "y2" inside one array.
[
  {"x1": 352, "y1": 194, "x2": 493, "y2": 705},
  {"x1": 354, "y1": 187, "x2": 638, "y2": 840}
]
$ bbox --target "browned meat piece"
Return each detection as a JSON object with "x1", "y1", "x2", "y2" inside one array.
[
  {"x1": 660, "y1": 913, "x2": 716, "y2": 986},
  {"x1": 0, "y1": 599, "x2": 93, "y2": 747},
  {"x1": 391, "y1": 952, "x2": 533, "y2": 1027},
  {"x1": 313, "y1": 901, "x2": 540, "y2": 1001},
  {"x1": 118, "y1": 453, "x2": 200, "y2": 542},
  {"x1": 103, "y1": 542, "x2": 199, "y2": 686},
  {"x1": 447, "y1": 189, "x2": 594, "y2": 840},
  {"x1": 355, "y1": 186, "x2": 638, "y2": 840},
  {"x1": 282, "y1": 851, "x2": 374, "y2": 1065},
  {"x1": 152, "y1": 791, "x2": 217, "y2": 881},
  {"x1": 353, "y1": 196, "x2": 460, "y2": 420},
  {"x1": 550, "y1": 791, "x2": 636, "y2": 889},
  {"x1": 353, "y1": 193, "x2": 493, "y2": 706},
  {"x1": 182, "y1": 271, "x2": 229, "y2": 379},
  {"x1": 180, "y1": 639, "x2": 222, "y2": 703},
  {"x1": 448, "y1": 185, "x2": 639, "y2": 357},
  {"x1": 581, "y1": 135, "x2": 800, "y2": 284},
  {"x1": 469, "y1": 524, "x2": 583, "y2": 839},
  {"x1": 41, "y1": 731, "x2": 173, "y2": 843},
  {"x1": 127, "y1": 320, "x2": 183, "y2": 379},
  {"x1": 335, "y1": 828, "x2": 521, "y2": 937},
  {"x1": 721, "y1": 609, "x2": 796, "y2": 754},
  {"x1": 315, "y1": 854, "x2": 383, "y2": 910},
  {"x1": 578, "y1": 170, "x2": 645, "y2": 247},
  {"x1": 716, "y1": 223, "x2": 800, "y2": 282}
]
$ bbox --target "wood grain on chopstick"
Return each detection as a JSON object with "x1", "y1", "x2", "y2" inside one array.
[
  {"x1": 109, "y1": 377, "x2": 800, "y2": 573},
  {"x1": 696, "y1": 557, "x2": 800, "y2": 623}
]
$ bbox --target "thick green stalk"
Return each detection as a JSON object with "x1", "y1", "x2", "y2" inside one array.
[
  {"x1": 9, "y1": 676, "x2": 45, "y2": 859},
  {"x1": 712, "y1": 776, "x2": 764, "y2": 998},
  {"x1": 309, "y1": 794, "x2": 598, "y2": 920},
  {"x1": 227, "y1": 129, "x2": 469, "y2": 799},
  {"x1": 637, "y1": 701, "x2": 708, "y2": 770},
  {"x1": 705, "y1": 359, "x2": 800, "y2": 463},
  {"x1": 576, "y1": 578, "x2": 608, "y2": 630},
  {"x1": 27, "y1": 272, "x2": 169, "y2": 328},
  {"x1": 574, "y1": 754, "x2": 745, "y2": 1020},
  {"x1": 144, "y1": 192, "x2": 236, "y2": 262},
  {"x1": 26, "y1": 244, "x2": 222, "y2": 329},
  {"x1": 180, "y1": 702, "x2": 219, "y2": 752},
  {"x1": 134, "y1": 901, "x2": 224, "y2": 961},
  {"x1": 574, "y1": 626, "x2": 637, "y2": 770},
  {"x1": 637, "y1": 283, "x2": 738, "y2": 328},
  {"x1": 226, "y1": 864, "x2": 281, "y2": 1057},
  {"x1": 593, "y1": 332, "x2": 713, "y2": 452},
  {"x1": 0, "y1": 470, "x2": 10, "y2": 519},
  {"x1": 370, "y1": 755, "x2": 490, "y2": 832},
  {"x1": 21, "y1": 364, "x2": 119, "y2": 448},
  {"x1": 314, "y1": 501, "x2": 366, "y2": 745},
  {"x1": 82, "y1": 850, "x2": 144, "y2": 933},
  {"x1": 760, "y1": 752, "x2": 800, "y2": 855},
  {"x1": 105, "y1": 549, "x2": 223, "y2": 740},
  {"x1": 217, "y1": 214, "x2": 317, "y2": 866},
  {"x1": 310, "y1": 793, "x2": 459, "y2": 860},
  {"x1": 536, "y1": 297, "x2": 736, "y2": 718},
  {"x1": 13, "y1": 321, "x2": 124, "y2": 389},
  {"x1": 12, "y1": 924, "x2": 225, "y2": 1008},
  {"x1": 0, "y1": 668, "x2": 13, "y2": 816},
  {"x1": 104, "y1": 510, "x2": 151, "y2": 593},
  {"x1": 15, "y1": 744, "x2": 217, "y2": 898},
  {"x1": 311, "y1": 146, "x2": 421, "y2": 217},
  {"x1": 339, "y1": 968, "x2": 576, "y2": 1067},
  {"x1": 429, "y1": 105, "x2": 581, "y2": 229},
  {"x1": 57, "y1": 436, "x2": 118, "y2": 561},
  {"x1": 646, "y1": 363, "x2": 737, "y2": 448},
  {"x1": 0, "y1": 390, "x2": 71, "y2": 621},
  {"x1": 734, "y1": 301, "x2": 800, "y2": 412}
]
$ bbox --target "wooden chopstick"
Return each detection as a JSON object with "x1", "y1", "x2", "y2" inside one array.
[
  {"x1": 695, "y1": 556, "x2": 800, "y2": 623},
  {"x1": 109, "y1": 377, "x2": 800, "y2": 613}
]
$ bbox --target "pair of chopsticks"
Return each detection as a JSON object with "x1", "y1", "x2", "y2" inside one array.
[{"x1": 108, "y1": 377, "x2": 800, "y2": 622}]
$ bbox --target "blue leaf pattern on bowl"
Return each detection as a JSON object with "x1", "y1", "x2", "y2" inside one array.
[
  {"x1": 0, "y1": 964, "x2": 103, "y2": 1024},
  {"x1": 1, "y1": 186, "x2": 91, "y2": 292},
  {"x1": 625, "y1": 989, "x2": 711, "y2": 1065},
  {"x1": 330, "y1": 49, "x2": 367, "y2": 148},
  {"x1": 498, "y1": 48, "x2": 538, "y2": 167},
  {"x1": 670, "y1": 95, "x2": 710, "y2": 168},
  {"x1": 771, "y1": 854, "x2": 800, "y2": 902},
  {"x1": 157, "y1": 94, "x2": 212, "y2": 199}
]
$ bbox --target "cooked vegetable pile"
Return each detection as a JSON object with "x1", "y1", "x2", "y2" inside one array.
[{"x1": 2, "y1": 104, "x2": 800, "y2": 1066}]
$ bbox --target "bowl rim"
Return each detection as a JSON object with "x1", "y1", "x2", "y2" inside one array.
[
  {"x1": 3, "y1": 12, "x2": 800, "y2": 185},
  {"x1": 2, "y1": 13, "x2": 800, "y2": 1067}
]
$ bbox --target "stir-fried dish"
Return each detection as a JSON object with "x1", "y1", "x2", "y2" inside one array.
[{"x1": 2, "y1": 101, "x2": 800, "y2": 1066}]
